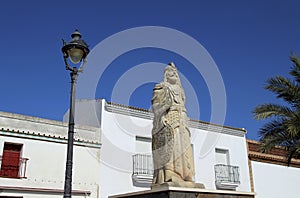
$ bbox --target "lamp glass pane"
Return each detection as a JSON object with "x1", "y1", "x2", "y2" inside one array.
[{"x1": 68, "y1": 48, "x2": 84, "y2": 64}]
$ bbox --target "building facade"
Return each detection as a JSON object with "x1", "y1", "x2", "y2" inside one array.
[
  {"x1": 69, "y1": 99, "x2": 253, "y2": 198},
  {"x1": 2, "y1": 99, "x2": 300, "y2": 198},
  {"x1": 248, "y1": 140, "x2": 300, "y2": 198},
  {"x1": 0, "y1": 111, "x2": 101, "y2": 197}
]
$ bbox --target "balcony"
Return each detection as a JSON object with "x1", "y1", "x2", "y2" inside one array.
[
  {"x1": 132, "y1": 154, "x2": 153, "y2": 187},
  {"x1": 0, "y1": 156, "x2": 29, "y2": 179},
  {"x1": 214, "y1": 164, "x2": 240, "y2": 190}
]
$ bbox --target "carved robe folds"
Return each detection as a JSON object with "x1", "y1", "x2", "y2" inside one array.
[
  {"x1": 151, "y1": 63, "x2": 204, "y2": 188},
  {"x1": 152, "y1": 83, "x2": 194, "y2": 184}
]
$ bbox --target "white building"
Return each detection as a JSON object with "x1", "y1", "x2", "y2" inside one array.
[
  {"x1": 248, "y1": 139, "x2": 300, "y2": 198},
  {"x1": 0, "y1": 111, "x2": 101, "y2": 197},
  {"x1": 68, "y1": 99, "x2": 253, "y2": 198},
  {"x1": 2, "y1": 98, "x2": 300, "y2": 198}
]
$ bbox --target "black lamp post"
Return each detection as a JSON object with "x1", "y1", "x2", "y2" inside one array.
[{"x1": 62, "y1": 29, "x2": 89, "y2": 198}]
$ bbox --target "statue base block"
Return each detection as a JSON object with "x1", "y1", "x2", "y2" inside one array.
[
  {"x1": 151, "y1": 181, "x2": 205, "y2": 189},
  {"x1": 109, "y1": 186, "x2": 255, "y2": 198}
]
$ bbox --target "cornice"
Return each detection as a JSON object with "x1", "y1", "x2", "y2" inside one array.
[
  {"x1": 105, "y1": 101, "x2": 246, "y2": 137},
  {"x1": 247, "y1": 139, "x2": 300, "y2": 168}
]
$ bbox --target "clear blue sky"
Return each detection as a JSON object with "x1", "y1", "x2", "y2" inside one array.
[{"x1": 1, "y1": 0, "x2": 300, "y2": 140}]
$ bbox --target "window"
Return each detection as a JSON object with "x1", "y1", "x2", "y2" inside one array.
[
  {"x1": 132, "y1": 136, "x2": 153, "y2": 187},
  {"x1": 135, "y1": 136, "x2": 151, "y2": 154},
  {"x1": 0, "y1": 142, "x2": 27, "y2": 178},
  {"x1": 214, "y1": 148, "x2": 240, "y2": 190},
  {"x1": 215, "y1": 148, "x2": 229, "y2": 165}
]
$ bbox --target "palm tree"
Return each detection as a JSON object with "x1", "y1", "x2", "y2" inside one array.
[{"x1": 253, "y1": 55, "x2": 300, "y2": 165}]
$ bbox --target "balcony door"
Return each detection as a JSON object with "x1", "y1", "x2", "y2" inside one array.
[
  {"x1": 1, "y1": 143, "x2": 23, "y2": 178},
  {"x1": 215, "y1": 148, "x2": 229, "y2": 165}
]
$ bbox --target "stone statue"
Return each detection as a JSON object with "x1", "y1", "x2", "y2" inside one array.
[{"x1": 151, "y1": 62, "x2": 204, "y2": 188}]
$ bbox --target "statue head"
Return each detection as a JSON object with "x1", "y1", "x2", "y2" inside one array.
[{"x1": 164, "y1": 62, "x2": 180, "y2": 85}]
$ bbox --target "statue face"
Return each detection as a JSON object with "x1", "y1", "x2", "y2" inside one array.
[{"x1": 165, "y1": 69, "x2": 178, "y2": 84}]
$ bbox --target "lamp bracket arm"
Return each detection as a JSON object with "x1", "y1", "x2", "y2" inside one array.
[
  {"x1": 77, "y1": 57, "x2": 87, "y2": 73},
  {"x1": 63, "y1": 55, "x2": 74, "y2": 71},
  {"x1": 62, "y1": 39, "x2": 73, "y2": 71}
]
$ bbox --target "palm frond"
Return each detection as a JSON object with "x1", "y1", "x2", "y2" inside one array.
[
  {"x1": 290, "y1": 55, "x2": 300, "y2": 83},
  {"x1": 260, "y1": 134, "x2": 286, "y2": 153},
  {"x1": 258, "y1": 119, "x2": 284, "y2": 140},
  {"x1": 265, "y1": 76, "x2": 300, "y2": 104},
  {"x1": 286, "y1": 141, "x2": 300, "y2": 165},
  {"x1": 254, "y1": 55, "x2": 300, "y2": 165},
  {"x1": 253, "y1": 104, "x2": 294, "y2": 120},
  {"x1": 282, "y1": 115, "x2": 300, "y2": 138}
]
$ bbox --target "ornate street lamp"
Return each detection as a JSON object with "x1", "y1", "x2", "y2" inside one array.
[{"x1": 62, "y1": 29, "x2": 89, "y2": 198}]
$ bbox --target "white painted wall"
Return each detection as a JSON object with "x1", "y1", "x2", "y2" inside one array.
[
  {"x1": 72, "y1": 100, "x2": 251, "y2": 197},
  {"x1": 63, "y1": 99, "x2": 102, "y2": 128},
  {"x1": 99, "y1": 103, "x2": 153, "y2": 198},
  {"x1": 191, "y1": 128, "x2": 251, "y2": 191},
  {"x1": 252, "y1": 161, "x2": 300, "y2": 198},
  {"x1": 0, "y1": 112, "x2": 101, "y2": 198}
]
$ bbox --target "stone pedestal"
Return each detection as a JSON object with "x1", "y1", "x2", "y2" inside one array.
[{"x1": 109, "y1": 187, "x2": 255, "y2": 198}]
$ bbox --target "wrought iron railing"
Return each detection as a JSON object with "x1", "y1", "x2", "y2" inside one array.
[
  {"x1": 132, "y1": 154, "x2": 153, "y2": 176},
  {"x1": 215, "y1": 164, "x2": 240, "y2": 184},
  {"x1": 0, "y1": 156, "x2": 29, "y2": 178}
]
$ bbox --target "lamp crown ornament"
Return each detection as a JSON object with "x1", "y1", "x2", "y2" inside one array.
[
  {"x1": 71, "y1": 29, "x2": 82, "y2": 39},
  {"x1": 62, "y1": 29, "x2": 90, "y2": 66}
]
